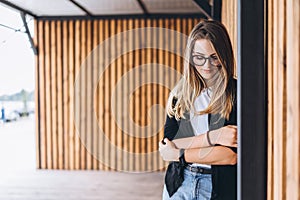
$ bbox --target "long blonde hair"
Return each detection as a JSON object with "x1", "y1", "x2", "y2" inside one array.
[{"x1": 166, "y1": 19, "x2": 236, "y2": 120}]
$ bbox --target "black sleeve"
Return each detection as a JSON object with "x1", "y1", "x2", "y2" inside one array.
[
  {"x1": 163, "y1": 115, "x2": 180, "y2": 141},
  {"x1": 223, "y1": 78, "x2": 237, "y2": 153},
  {"x1": 227, "y1": 147, "x2": 237, "y2": 153}
]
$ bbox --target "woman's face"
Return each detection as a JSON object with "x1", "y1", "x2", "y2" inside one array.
[{"x1": 192, "y1": 39, "x2": 220, "y2": 81}]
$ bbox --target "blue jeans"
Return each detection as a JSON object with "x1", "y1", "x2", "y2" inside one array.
[{"x1": 162, "y1": 168, "x2": 212, "y2": 200}]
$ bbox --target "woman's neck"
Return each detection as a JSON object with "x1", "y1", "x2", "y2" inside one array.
[{"x1": 205, "y1": 79, "x2": 215, "y2": 87}]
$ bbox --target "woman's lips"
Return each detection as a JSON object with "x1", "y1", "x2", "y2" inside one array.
[{"x1": 202, "y1": 69, "x2": 212, "y2": 73}]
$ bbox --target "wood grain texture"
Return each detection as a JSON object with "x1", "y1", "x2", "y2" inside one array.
[
  {"x1": 92, "y1": 20, "x2": 99, "y2": 170},
  {"x1": 56, "y1": 21, "x2": 63, "y2": 170},
  {"x1": 267, "y1": 0, "x2": 300, "y2": 199},
  {"x1": 221, "y1": 0, "x2": 237, "y2": 76},
  {"x1": 285, "y1": 1, "x2": 300, "y2": 199},
  {"x1": 68, "y1": 20, "x2": 75, "y2": 170},
  {"x1": 37, "y1": 20, "x2": 47, "y2": 169},
  {"x1": 63, "y1": 20, "x2": 69, "y2": 170},
  {"x1": 35, "y1": 18, "x2": 201, "y2": 171},
  {"x1": 44, "y1": 20, "x2": 52, "y2": 169},
  {"x1": 34, "y1": 20, "x2": 40, "y2": 169}
]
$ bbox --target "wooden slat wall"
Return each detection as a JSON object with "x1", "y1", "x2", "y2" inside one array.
[
  {"x1": 35, "y1": 17, "x2": 201, "y2": 171},
  {"x1": 268, "y1": 0, "x2": 300, "y2": 199},
  {"x1": 221, "y1": 0, "x2": 237, "y2": 76}
]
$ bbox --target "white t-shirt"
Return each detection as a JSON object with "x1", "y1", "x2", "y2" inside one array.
[{"x1": 190, "y1": 88, "x2": 211, "y2": 169}]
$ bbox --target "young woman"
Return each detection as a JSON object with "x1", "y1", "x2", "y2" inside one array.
[{"x1": 159, "y1": 20, "x2": 238, "y2": 200}]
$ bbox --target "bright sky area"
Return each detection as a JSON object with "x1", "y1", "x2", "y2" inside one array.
[{"x1": 0, "y1": 4, "x2": 34, "y2": 96}]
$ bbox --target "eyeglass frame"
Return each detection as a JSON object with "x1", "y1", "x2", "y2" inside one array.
[{"x1": 190, "y1": 54, "x2": 221, "y2": 67}]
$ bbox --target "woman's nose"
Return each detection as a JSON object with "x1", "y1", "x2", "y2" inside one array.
[{"x1": 203, "y1": 59, "x2": 211, "y2": 68}]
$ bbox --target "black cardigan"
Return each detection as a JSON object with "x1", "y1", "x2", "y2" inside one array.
[{"x1": 163, "y1": 79, "x2": 237, "y2": 200}]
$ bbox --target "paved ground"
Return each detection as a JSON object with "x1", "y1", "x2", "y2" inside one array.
[{"x1": 0, "y1": 116, "x2": 165, "y2": 200}]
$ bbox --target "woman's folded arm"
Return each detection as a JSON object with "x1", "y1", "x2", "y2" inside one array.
[
  {"x1": 184, "y1": 146, "x2": 237, "y2": 165},
  {"x1": 159, "y1": 138, "x2": 237, "y2": 165},
  {"x1": 172, "y1": 125, "x2": 237, "y2": 149}
]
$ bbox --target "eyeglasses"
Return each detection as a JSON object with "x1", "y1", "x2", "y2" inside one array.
[{"x1": 191, "y1": 55, "x2": 220, "y2": 66}]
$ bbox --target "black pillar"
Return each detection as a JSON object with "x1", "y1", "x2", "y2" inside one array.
[
  {"x1": 237, "y1": 0, "x2": 267, "y2": 200},
  {"x1": 212, "y1": 0, "x2": 222, "y2": 21}
]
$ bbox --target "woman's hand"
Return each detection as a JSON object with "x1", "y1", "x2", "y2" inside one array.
[
  {"x1": 209, "y1": 125, "x2": 237, "y2": 147},
  {"x1": 159, "y1": 138, "x2": 180, "y2": 161}
]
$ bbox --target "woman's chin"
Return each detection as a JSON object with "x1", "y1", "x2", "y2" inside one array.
[
  {"x1": 199, "y1": 70, "x2": 218, "y2": 81},
  {"x1": 200, "y1": 74, "x2": 213, "y2": 81}
]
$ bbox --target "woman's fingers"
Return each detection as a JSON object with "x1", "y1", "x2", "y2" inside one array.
[
  {"x1": 163, "y1": 138, "x2": 170, "y2": 144},
  {"x1": 158, "y1": 138, "x2": 179, "y2": 161},
  {"x1": 159, "y1": 138, "x2": 169, "y2": 151},
  {"x1": 159, "y1": 141, "x2": 164, "y2": 150},
  {"x1": 213, "y1": 125, "x2": 238, "y2": 147}
]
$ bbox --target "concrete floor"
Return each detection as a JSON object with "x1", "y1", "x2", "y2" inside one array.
[{"x1": 0, "y1": 115, "x2": 165, "y2": 200}]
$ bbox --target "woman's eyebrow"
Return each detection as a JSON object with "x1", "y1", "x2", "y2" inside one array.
[
  {"x1": 192, "y1": 52, "x2": 217, "y2": 56},
  {"x1": 192, "y1": 52, "x2": 204, "y2": 55}
]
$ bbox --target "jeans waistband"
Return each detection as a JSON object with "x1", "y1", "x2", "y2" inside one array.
[{"x1": 185, "y1": 165, "x2": 212, "y2": 174}]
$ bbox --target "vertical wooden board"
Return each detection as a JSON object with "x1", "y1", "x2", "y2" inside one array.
[
  {"x1": 222, "y1": 1, "x2": 229, "y2": 46},
  {"x1": 272, "y1": 0, "x2": 279, "y2": 197},
  {"x1": 128, "y1": 19, "x2": 134, "y2": 172},
  {"x1": 140, "y1": 18, "x2": 146, "y2": 172},
  {"x1": 230, "y1": 0, "x2": 233, "y2": 49},
  {"x1": 37, "y1": 20, "x2": 47, "y2": 169},
  {"x1": 34, "y1": 20, "x2": 40, "y2": 169},
  {"x1": 92, "y1": 19, "x2": 99, "y2": 170},
  {"x1": 176, "y1": 18, "x2": 182, "y2": 74},
  {"x1": 109, "y1": 19, "x2": 117, "y2": 171},
  {"x1": 122, "y1": 19, "x2": 129, "y2": 172},
  {"x1": 62, "y1": 20, "x2": 70, "y2": 170},
  {"x1": 89, "y1": 20, "x2": 95, "y2": 169},
  {"x1": 134, "y1": 19, "x2": 141, "y2": 171},
  {"x1": 44, "y1": 20, "x2": 53, "y2": 169},
  {"x1": 181, "y1": 18, "x2": 187, "y2": 37},
  {"x1": 69, "y1": 20, "x2": 75, "y2": 170},
  {"x1": 164, "y1": 18, "x2": 170, "y2": 117},
  {"x1": 86, "y1": 20, "x2": 93, "y2": 170},
  {"x1": 80, "y1": 20, "x2": 87, "y2": 170},
  {"x1": 158, "y1": 18, "x2": 165, "y2": 170},
  {"x1": 50, "y1": 21, "x2": 58, "y2": 170},
  {"x1": 104, "y1": 19, "x2": 110, "y2": 170},
  {"x1": 273, "y1": 0, "x2": 286, "y2": 199},
  {"x1": 116, "y1": 19, "x2": 123, "y2": 171},
  {"x1": 56, "y1": 21, "x2": 64, "y2": 170},
  {"x1": 146, "y1": 19, "x2": 152, "y2": 171},
  {"x1": 286, "y1": 1, "x2": 300, "y2": 199},
  {"x1": 74, "y1": 20, "x2": 81, "y2": 170},
  {"x1": 193, "y1": 18, "x2": 199, "y2": 27},
  {"x1": 151, "y1": 19, "x2": 159, "y2": 171},
  {"x1": 169, "y1": 18, "x2": 175, "y2": 87},
  {"x1": 221, "y1": 0, "x2": 227, "y2": 26},
  {"x1": 98, "y1": 19, "x2": 105, "y2": 170},
  {"x1": 233, "y1": 1, "x2": 237, "y2": 74},
  {"x1": 222, "y1": 0, "x2": 237, "y2": 75},
  {"x1": 267, "y1": 0, "x2": 274, "y2": 199},
  {"x1": 187, "y1": 18, "x2": 193, "y2": 35}
]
